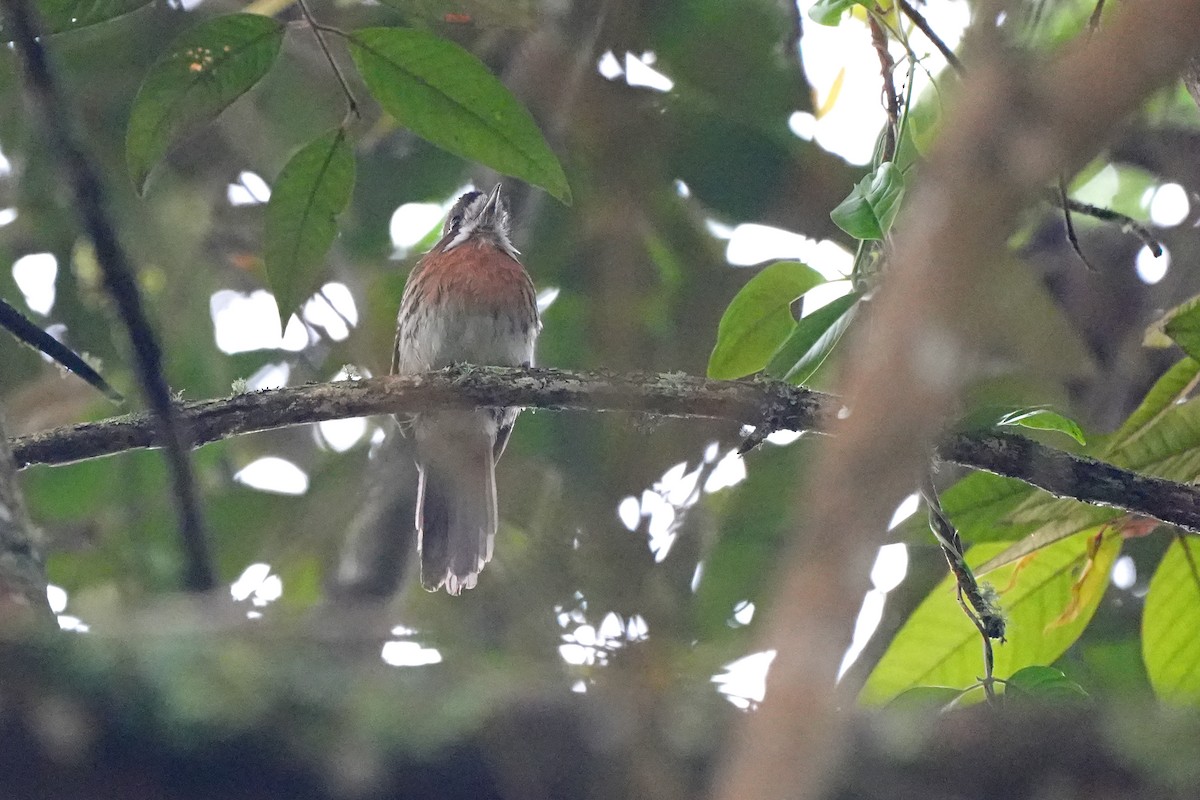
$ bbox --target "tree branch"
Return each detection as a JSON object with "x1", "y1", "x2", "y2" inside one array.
[
  {"x1": 10, "y1": 366, "x2": 1200, "y2": 535},
  {"x1": 9, "y1": 367, "x2": 831, "y2": 466}
]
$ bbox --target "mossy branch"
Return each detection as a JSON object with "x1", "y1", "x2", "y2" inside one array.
[{"x1": 9, "y1": 365, "x2": 1200, "y2": 534}]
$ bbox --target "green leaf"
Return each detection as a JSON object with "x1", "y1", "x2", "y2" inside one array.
[
  {"x1": 861, "y1": 528, "x2": 1120, "y2": 705},
  {"x1": 808, "y1": 0, "x2": 867, "y2": 26},
  {"x1": 997, "y1": 408, "x2": 1086, "y2": 445},
  {"x1": 1106, "y1": 395, "x2": 1200, "y2": 475},
  {"x1": 830, "y1": 163, "x2": 905, "y2": 240},
  {"x1": 1149, "y1": 294, "x2": 1200, "y2": 362},
  {"x1": 1004, "y1": 666, "x2": 1089, "y2": 702},
  {"x1": 126, "y1": 14, "x2": 284, "y2": 193},
  {"x1": 707, "y1": 262, "x2": 825, "y2": 380},
  {"x1": 1106, "y1": 357, "x2": 1200, "y2": 455},
  {"x1": 764, "y1": 292, "x2": 860, "y2": 385},
  {"x1": 346, "y1": 27, "x2": 571, "y2": 204},
  {"x1": 1143, "y1": 537, "x2": 1200, "y2": 704},
  {"x1": 0, "y1": 0, "x2": 151, "y2": 38},
  {"x1": 264, "y1": 129, "x2": 356, "y2": 328}
]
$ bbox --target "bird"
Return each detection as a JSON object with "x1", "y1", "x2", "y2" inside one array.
[{"x1": 391, "y1": 184, "x2": 540, "y2": 595}]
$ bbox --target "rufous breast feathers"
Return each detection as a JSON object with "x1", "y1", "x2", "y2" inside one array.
[{"x1": 417, "y1": 239, "x2": 535, "y2": 312}]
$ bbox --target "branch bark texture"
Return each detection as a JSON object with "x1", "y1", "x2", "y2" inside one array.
[
  {"x1": 10, "y1": 367, "x2": 1200, "y2": 536},
  {"x1": 11, "y1": 367, "x2": 831, "y2": 465}
]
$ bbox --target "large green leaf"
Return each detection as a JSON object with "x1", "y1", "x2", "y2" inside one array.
[
  {"x1": 860, "y1": 528, "x2": 1121, "y2": 705},
  {"x1": 1105, "y1": 357, "x2": 1200, "y2": 455},
  {"x1": 0, "y1": 0, "x2": 151, "y2": 38},
  {"x1": 1143, "y1": 537, "x2": 1200, "y2": 704},
  {"x1": 126, "y1": 14, "x2": 285, "y2": 193},
  {"x1": 264, "y1": 128, "x2": 356, "y2": 328},
  {"x1": 346, "y1": 27, "x2": 570, "y2": 204},
  {"x1": 706, "y1": 261, "x2": 825, "y2": 380},
  {"x1": 1107, "y1": 395, "x2": 1200, "y2": 474},
  {"x1": 1147, "y1": 294, "x2": 1200, "y2": 364},
  {"x1": 887, "y1": 685, "x2": 968, "y2": 710},
  {"x1": 764, "y1": 292, "x2": 860, "y2": 385},
  {"x1": 911, "y1": 471, "x2": 1040, "y2": 545},
  {"x1": 830, "y1": 163, "x2": 905, "y2": 240}
]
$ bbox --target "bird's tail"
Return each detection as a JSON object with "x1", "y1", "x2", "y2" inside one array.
[{"x1": 415, "y1": 416, "x2": 497, "y2": 595}]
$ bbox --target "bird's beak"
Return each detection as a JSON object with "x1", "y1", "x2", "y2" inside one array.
[{"x1": 479, "y1": 184, "x2": 504, "y2": 228}]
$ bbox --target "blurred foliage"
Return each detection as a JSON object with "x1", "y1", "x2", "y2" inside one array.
[{"x1": 4, "y1": 0, "x2": 1200, "y2": 787}]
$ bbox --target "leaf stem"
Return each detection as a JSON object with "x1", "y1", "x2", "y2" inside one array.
[
  {"x1": 295, "y1": 0, "x2": 360, "y2": 119},
  {"x1": 1058, "y1": 177, "x2": 1098, "y2": 271}
]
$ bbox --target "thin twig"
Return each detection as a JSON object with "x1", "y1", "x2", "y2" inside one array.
[
  {"x1": 869, "y1": 12, "x2": 901, "y2": 163},
  {"x1": 0, "y1": 0, "x2": 215, "y2": 592},
  {"x1": 975, "y1": 606, "x2": 998, "y2": 699},
  {"x1": 296, "y1": 0, "x2": 360, "y2": 120},
  {"x1": 1042, "y1": 188, "x2": 1164, "y2": 256},
  {"x1": 954, "y1": 588, "x2": 998, "y2": 700},
  {"x1": 897, "y1": 0, "x2": 965, "y2": 75},
  {"x1": 1058, "y1": 177, "x2": 1098, "y2": 270},
  {"x1": 12, "y1": 367, "x2": 1200, "y2": 537},
  {"x1": 317, "y1": 286, "x2": 354, "y2": 332}
]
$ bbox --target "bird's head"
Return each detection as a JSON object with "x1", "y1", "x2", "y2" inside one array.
[{"x1": 440, "y1": 184, "x2": 519, "y2": 260}]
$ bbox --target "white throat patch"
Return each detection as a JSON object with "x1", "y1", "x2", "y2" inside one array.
[{"x1": 442, "y1": 190, "x2": 521, "y2": 260}]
